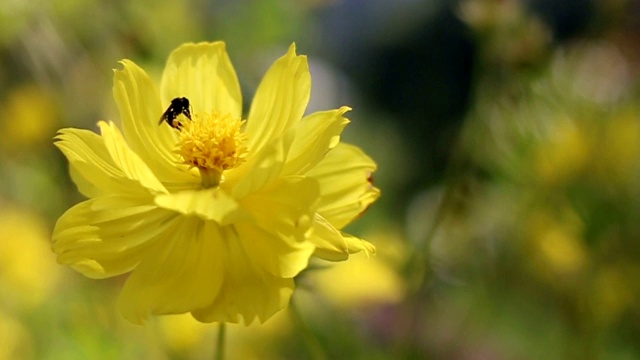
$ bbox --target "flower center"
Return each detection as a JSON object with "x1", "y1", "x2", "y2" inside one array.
[{"x1": 177, "y1": 112, "x2": 248, "y2": 188}]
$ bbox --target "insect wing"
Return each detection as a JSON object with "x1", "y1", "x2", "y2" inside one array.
[{"x1": 159, "y1": 107, "x2": 172, "y2": 125}]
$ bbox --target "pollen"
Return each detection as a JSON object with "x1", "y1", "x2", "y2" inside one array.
[{"x1": 177, "y1": 112, "x2": 248, "y2": 175}]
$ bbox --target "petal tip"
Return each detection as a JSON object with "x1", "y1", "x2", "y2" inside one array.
[
  {"x1": 338, "y1": 105, "x2": 352, "y2": 113},
  {"x1": 170, "y1": 41, "x2": 228, "y2": 60},
  {"x1": 114, "y1": 59, "x2": 134, "y2": 73},
  {"x1": 288, "y1": 42, "x2": 297, "y2": 55}
]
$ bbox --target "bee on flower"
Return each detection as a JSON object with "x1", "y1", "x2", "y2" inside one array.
[
  {"x1": 52, "y1": 42, "x2": 379, "y2": 325},
  {"x1": 159, "y1": 96, "x2": 192, "y2": 129}
]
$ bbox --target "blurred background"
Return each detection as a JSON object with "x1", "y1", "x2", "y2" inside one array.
[{"x1": 2, "y1": 0, "x2": 640, "y2": 358}]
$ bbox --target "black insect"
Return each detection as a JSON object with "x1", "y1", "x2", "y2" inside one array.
[{"x1": 159, "y1": 97, "x2": 192, "y2": 129}]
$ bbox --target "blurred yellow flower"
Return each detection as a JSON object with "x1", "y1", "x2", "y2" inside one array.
[
  {"x1": 158, "y1": 312, "x2": 289, "y2": 360},
  {"x1": 313, "y1": 254, "x2": 404, "y2": 309},
  {"x1": 590, "y1": 265, "x2": 636, "y2": 325},
  {"x1": 0, "y1": 309, "x2": 32, "y2": 360},
  {"x1": 311, "y1": 228, "x2": 406, "y2": 309},
  {"x1": 157, "y1": 314, "x2": 214, "y2": 353},
  {"x1": 527, "y1": 208, "x2": 587, "y2": 279},
  {"x1": 536, "y1": 226, "x2": 587, "y2": 275},
  {"x1": 0, "y1": 207, "x2": 61, "y2": 308},
  {"x1": 1, "y1": 84, "x2": 57, "y2": 151},
  {"x1": 156, "y1": 311, "x2": 291, "y2": 360},
  {"x1": 533, "y1": 119, "x2": 590, "y2": 186},
  {"x1": 596, "y1": 113, "x2": 640, "y2": 185},
  {"x1": 52, "y1": 42, "x2": 379, "y2": 325},
  {"x1": 227, "y1": 309, "x2": 290, "y2": 360}
]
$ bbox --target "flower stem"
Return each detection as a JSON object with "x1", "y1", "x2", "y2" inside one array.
[
  {"x1": 289, "y1": 301, "x2": 328, "y2": 360},
  {"x1": 215, "y1": 322, "x2": 226, "y2": 360}
]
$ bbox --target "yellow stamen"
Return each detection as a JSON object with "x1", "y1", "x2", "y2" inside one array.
[{"x1": 177, "y1": 112, "x2": 248, "y2": 188}]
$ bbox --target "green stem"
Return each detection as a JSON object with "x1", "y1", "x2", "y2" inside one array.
[
  {"x1": 289, "y1": 301, "x2": 328, "y2": 360},
  {"x1": 215, "y1": 322, "x2": 226, "y2": 360}
]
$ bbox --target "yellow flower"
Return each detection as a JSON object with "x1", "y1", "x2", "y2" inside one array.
[
  {"x1": 533, "y1": 119, "x2": 590, "y2": 186},
  {"x1": 52, "y1": 42, "x2": 379, "y2": 325},
  {"x1": 0, "y1": 206, "x2": 61, "y2": 308},
  {"x1": 1, "y1": 84, "x2": 57, "y2": 151},
  {"x1": 0, "y1": 309, "x2": 32, "y2": 360}
]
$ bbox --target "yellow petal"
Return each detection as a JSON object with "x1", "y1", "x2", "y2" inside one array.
[
  {"x1": 56, "y1": 128, "x2": 135, "y2": 197},
  {"x1": 113, "y1": 60, "x2": 198, "y2": 187},
  {"x1": 237, "y1": 177, "x2": 319, "y2": 277},
  {"x1": 52, "y1": 196, "x2": 170, "y2": 279},
  {"x1": 55, "y1": 127, "x2": 163, "y2": 197},
  {"x1": 225, "y1": 129, "x2": 293, "y2": 198},
  {"x1": 282, "y1": 107, "x2": 351, "y2": 176},
  {"x1": 118, "y1": 218, "x2": 224, "y2": 324},
  {"x1": 343, "y1": 233, "x2": 376, "y2": 256},
  {"x1": 160, "y1": 41, "x2": 242, "y2": 117},
  {"x1": 309, "y1": 214, "x2": 376, "y2": 261},
  {"x1": 309, "y1": 213, "x2": 349, "y2": 261},
  {"x1": 98, "y1": 121, "x2": 168, "y2": 194},
  {"x1": 69, "y1": 165, "x2": 103, "y2": 198},
  {"x1": 306, "y1": 143, "x2": 380, "y2": 229},
  {"x1": 154, "y1": 187, "x2": 249, "y2": 225},
  {"x1": 244, "y1": 43, "x2": 311, "y2": 156},
  {"x1": 191, "y1": 226, "x2": 294, "y2": 324},
  {"x1": 235, "y1": 223, "x2": 314, "y2": 278}
]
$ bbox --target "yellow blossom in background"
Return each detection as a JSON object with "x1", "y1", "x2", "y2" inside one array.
[
  {"x1": 157, "y1": 312, "x2": 290, "y2": 360},
  {"x1": 533, "y1": 119, "x2": 590, "y2": 186},
  {"x1": 596, "y1": 113, "x2": 640, "y2": 186},
  {"x1": 0, "y1": 309, "x2": 32, "y2": 360},
  {"x1": 52, "y1": 41, "x2": 379, "y2": 325},
  {"x1": 590, "y1": 264, "x2": 638, "y2": 325},
  {"x1": 527, "y1": 208, "x2": 587, "y2": 281},
  {"x1": 156, "y1": 308, "x2": 291, "y2": 360},
  {"x1": 157, "y1": 314, "x2": 214, "y2": 354},
  {"x1": 226, "y1": 309, "x2": 291, "y2": 360},
  {"x1": 1, "y1": 84, "x2": 57, "y2": 151},
  {"x1": 313, "y1": 253, "x2": 404, "y2": 309},
  {"x1": 535, "y1": 226, "x2": 586, "y2": 274},
  {"x1": 311, "y1": 228, "x2": 406, "y2": 309},
  {"x1": 0, "y1": 207, "x2": 61, "y2": 308}
]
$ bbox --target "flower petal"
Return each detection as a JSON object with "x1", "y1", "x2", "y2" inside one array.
[
  {"x1": 52, "y1": 196, "x2": 171, "y2": 279},
  {"x1": 306, "y1": 143, "x2": 380, "y2": 229},
  {"x1": 282, "y1": 107, "x2": 351, "y2": 176},
  {"x1": 235, "y1": 223, "x2": 315, "y2": 278},
  {"x1": 225, "y1": 129, "x2": 292, "y2": 198},
  {"x1": 191, "y1": 225, "x2": 294, "y2": 324},
  {"x1": 154, "y1": 187, "x2": 249, "y2": 225},
  {"x1": 244, "y1": 43, "x2": 311, "y2": 157},
  {"x1": 55, "y1": 125, "x2": 166, "y2": 197},
  {"x1": 236, "y1": 176, "x2": 319, "y2": 277},
  {"x1": 98, "y1": 121, "x2": 167, "y2": 194},
  {"x1": 309, "y1": 214, "x2": 376, "y2": 261},
  {"x1": 113, "y1": 60, "x2": 198, "y2": 187},
  {"x1": 343, "y1": 233, "x2": 376, "y2": 255},
  {"x1": 309, "y1": 213, "x2": 349, "y2": 261},
  {"x1": 118, "y1": 218, "x2": 224, "y2": 325},
  {"x1": 160, "y1": 42, "x2": 242, "y2": 117},
  {"x1": 55, "y1": 128, "x2": 140, "y2": 197}
]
